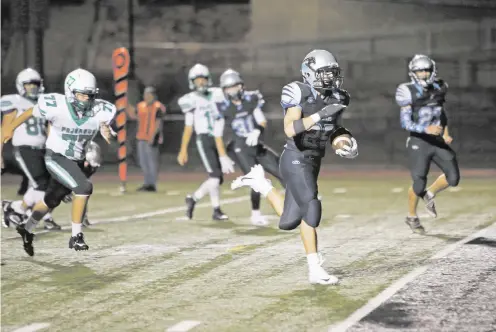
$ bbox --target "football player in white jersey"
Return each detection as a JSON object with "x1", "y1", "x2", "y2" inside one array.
[
  {"x1": 0, "y1": 68, "x2": 61, "y2": 230},
  {"x1": 2, "y1": 68, "x2": 116, "y2": 256},
  {"x1": 177, "y1": 64, "x2": 235, "y2": 221}
]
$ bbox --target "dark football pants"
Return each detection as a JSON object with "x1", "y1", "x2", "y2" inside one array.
[
  {"x1": 407, "y1": 136, "x2": 460, "y2": 197},
  {"x1": 196, "y1": 134, "x2": 223, "y2": 184},
  {"x1": 278, "y1": 148, "x2": 322, "y2": 230},
  {"x1": 43, "y1": 150, "x2": 95, "y2": 210}
]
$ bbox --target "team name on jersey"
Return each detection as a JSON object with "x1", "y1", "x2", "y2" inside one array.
[{"x1": 61, "y1": 127, "x2": 97, "y2": 135}]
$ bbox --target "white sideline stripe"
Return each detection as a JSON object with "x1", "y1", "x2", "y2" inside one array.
[
  {"x1": 166, "y1": 320, "x2": 202, "y2": 332},
  {"x1": 328, "y1": 222, "x2": 496, "y2": 332},
  {"x1": 12, "y1": 323, "x2": 50, "y2": 332},
  {"x1": 5, "y1": 195, "x2": 249, "y2": 240}
]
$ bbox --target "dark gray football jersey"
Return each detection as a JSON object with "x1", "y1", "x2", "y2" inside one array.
[{"x1": 280, "y1": 81, "x2": 350, "y2": 157}]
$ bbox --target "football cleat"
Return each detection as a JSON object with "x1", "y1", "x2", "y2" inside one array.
[
  {"x1": 308, "y1": 254, "x2": 339, "y2": 285},
  {"x1": 231, "y1": 165, "x2": 273, "y2": 197},
  {"x1": 185, "y1": 195, "x2": 196, "y2": 220},
  {"x1": 405, "y1": 216, "x2": 426, "y2": 234},
  {"x1": 251, "y1": 214, "x2": 269, "y2": 227},
  {"x1": 16, "y1": 224, "x2": 35, "y2": 256},
  {"x1": 423, "y1": 191, "x2": 437, "y2": 218},
  {"x1": 212, "y1": 208, "x2": 229, "y2": 221},
  {"x1": 69, "y1": 233, "x2": 89, "y2": 251},
  {"x1": 2, "y1": 200, "x2": 13, "y2": 228},
  {"x1": 43, "y1": 218, "x2": 62, "y2": 231}
]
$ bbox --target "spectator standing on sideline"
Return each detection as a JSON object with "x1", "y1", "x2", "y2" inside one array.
[{"x1": 134, "y1": 86, "x2": 166, "y2": 192}]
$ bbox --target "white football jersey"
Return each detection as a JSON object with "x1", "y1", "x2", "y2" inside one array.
[
  {"x1": 33, "y1": 93, "x2": 116, "y2": 161},
  {"x1": 178, "y1": 87, "x2": 225, "y2": 135},
  {"x1": 0, "y1": 94, "x2": 47, "y2": 148}
]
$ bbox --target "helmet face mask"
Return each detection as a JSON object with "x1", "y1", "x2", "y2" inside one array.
[
  {"x1": 192, "y1": 76, "x2": 209, "y2": 93},
  {"x1": 314, "y1": 66, "x2": 343, "y2": 89},
  {"x1": 73, "y1": 90, "x2": 97, "y2": 115},
  {"x1": 23, "y1": 81, "x2": 42, "y2": 99}
]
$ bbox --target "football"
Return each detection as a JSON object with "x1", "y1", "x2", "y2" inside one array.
[{"x1": 331, "y1": 134, "x2": 353, "y2": 151}]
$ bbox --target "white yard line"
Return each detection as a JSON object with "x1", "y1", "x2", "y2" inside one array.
[
  {"x1": 4, "y1": 195, "x2": 249, "y2": 240},
  {"x1": 328, "y1": 222, "x2": 496, "y2": 332},
  {"x1": 12, "y1": 323, "x2": 50, "y2": 332},
  {"x1": 166, "y1": 320, "x2": 202, "y2": 332}
]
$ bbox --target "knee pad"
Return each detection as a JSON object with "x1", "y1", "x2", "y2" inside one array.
[
  {"x1": 73, "y1": 180, "x2": 93, "y2": 196},
  {"x1": 446, "y1": 172, "x2": 460, "y2": 187},
  {"x1": 43, "y1": 192, "x2": 63, "y2": 210},
  {"x1": 301, "y1": 198, "x2": 322, "y2": 228},
  {"x1": 278, "y1": 215, "x2": 301, "y2": 231},
  {"x1": 412, "y1": 175, "x2": 427, "y2": 197}
]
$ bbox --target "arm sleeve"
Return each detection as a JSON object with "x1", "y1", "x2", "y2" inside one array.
[
  {"x1": 395, "y1": 84, "x2": 412, "y2": 107},
  {"x1": 280, "y1": 82, "x2": 302, "y2": 110},
  {"x1": 255, "y1": 90, "x2": 265, "y2": 109},
  {"x1": 213, "y1": 117, "x2": 225, "y2": 137},
  {"x1": 253, "y1": 107, "x2": 266, "y2": 124},
  {"x1": 184, "y1": 111, "x2": 194, "y2": 126},
  {"x1": 396, "y1": 84, "x2": 426, "y2": 133},
  {"x1": 400, "y1": 106, "x2": 426, "y2": 133}
]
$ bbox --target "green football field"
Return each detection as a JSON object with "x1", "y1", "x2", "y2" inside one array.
[{"x1": 1, "y1": 171, "x2": 495, "y2": 332}]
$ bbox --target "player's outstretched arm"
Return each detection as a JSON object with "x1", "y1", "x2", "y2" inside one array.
[{"x1": 1, "y1": 107, "x2": 33, "y2": 143}]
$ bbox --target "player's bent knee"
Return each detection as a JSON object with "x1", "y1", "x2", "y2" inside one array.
[
  {"x1": 302, "y1": 199, "x2": 322, "y2": 228},
  {"x1": 279, "y1": 217, "x2": 301, "y2": 231},
  {"x1": 209, "y1": 173, "x2": 223, "y2": 186},
  {"x1": 446, "y1": 172, "x2": 460, "y2": 187},
  {"x1": 74, "y1": 180, "x2": 93, "y2": 196},
  {"x1": 43, "y1": 195, "x2": 62, "y2": 210}
]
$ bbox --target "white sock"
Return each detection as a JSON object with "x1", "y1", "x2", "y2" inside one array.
[
  {"x1": 11, "y1": 200, "x2": 26, "y2": 214},
  {"x1": 193, "y1": 178, "x2": 213, "y2": 201},
  {"x1": 258, "y1": 179, "x2": 274, "y2": 198},
  {"x1": 306, "y1": 253, "x2": 320, "y2": 267},
  {"x1": 25, "y1": 216, "x2": 41, "y2": 233},
  {"x1": 42, "y1": 212, "x2": 53, "y2": 221},
  {"x1": 72, "y1": 222, "x2": 82, "y2": 237},
  {"x1": 426, "y1": 190, "x2": 435, "y2": 198},
  {"x1": 208, "y1": 178, "x2": 221, "y2": 209},
  {"x1": 251, "y1": 209, "x2": 261, "y2": 218}
]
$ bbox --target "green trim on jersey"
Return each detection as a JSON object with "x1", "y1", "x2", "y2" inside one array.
[{"x1": 67, "y1": 101, "x2": 90, "y2": 126}]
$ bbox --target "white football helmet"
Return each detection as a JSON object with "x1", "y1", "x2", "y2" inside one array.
[
  {"x1": 188, "y1": 63, "x2": 212, "y2": 93},
  {"x1": 301, "y1": 49, "x2": 343, "y2": 90},
  {"x1": 15, "y1": 68, "x2": 44, "y2": 100},
  {"x1": 64, "y1": 68, "x2": 99, "y2": 114},
  {"x1": 408, "y1": 54, "x2": 436, "y2": 87},
  {"x1": 220, "y1": 68, "x2": 244, "y2": 100}
]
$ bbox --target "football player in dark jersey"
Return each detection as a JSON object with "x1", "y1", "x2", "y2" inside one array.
[
  {"x1": 218, "y1": 69, "x2": 285, "y2": 226},
  {"x1": 395, "y1": 54, "x2": 459, "y2": 234},
  {"x1": 230, "y1": 50, "x2": 358, "y2": 285}
]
